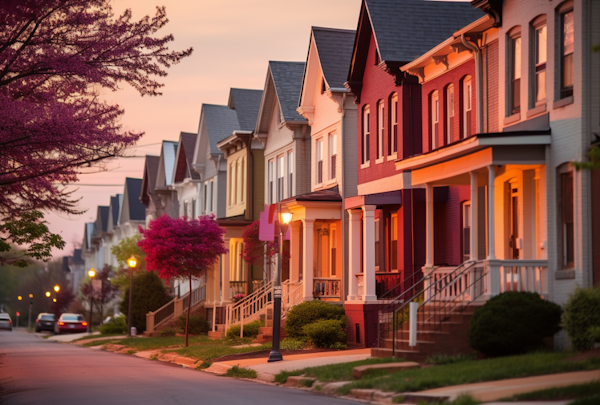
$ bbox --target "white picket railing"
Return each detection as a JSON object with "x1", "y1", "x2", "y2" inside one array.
[
  {"x1": 225, "y1": 280, "x2": 274, "y2": 335},
  {"x1": 282, "y1": 280, "x2": 303, "y2": 318}
]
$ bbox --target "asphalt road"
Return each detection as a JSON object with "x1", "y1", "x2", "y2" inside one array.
[{"x1": 0, "y1": 330, "x2": 357, "y2": 405}]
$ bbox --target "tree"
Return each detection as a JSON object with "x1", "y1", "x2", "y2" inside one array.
[
  {"x1": 138, "y1": 215, "x2": 227, "y2": 346},
  {"x1": 110, "y1": 235, "x2": 147, "y2": 293},
  {"x1": 80, "y1": 265, "x2": 119, "y2": 322},
  {"x1": 0, "y1": 210, "x2": 65, "y2": 267},
  {"x1": 0, "y1": 0, "x2": 192, "y2": 218},
  {"x1": 241, "y1": 221, "x2": 289, "y2": 280}
]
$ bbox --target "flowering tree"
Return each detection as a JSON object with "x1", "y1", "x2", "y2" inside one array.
[
  {"x1": 138, "y1": 215, "x2": 227, "y2": 346},
  {"x1": 80, "y1": 265, "x2": 119, "y2": 322},
  {"x1": 241, "y1": 221, "x2": 290, "y2": 278},
  {"x1": 0, "y1": 0, "x2": 192, "y2": 218}
]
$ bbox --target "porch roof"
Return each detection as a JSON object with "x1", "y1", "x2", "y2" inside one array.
[
  {"x1": 281, "y1": 186, "x2": 342, "y2": 203},
  {"x1": 345, "y1": 190, "x2": 402, "y2": 210}
]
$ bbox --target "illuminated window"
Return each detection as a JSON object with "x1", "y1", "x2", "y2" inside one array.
[
  {"x1": 532, "y1": 17, "x2": 547, "y2": 104},
  {"x1": 389, "y1": 93, "x2": 398, "y2": 155},
  {"x1": 462, "y1": 76, "x2": 473, "y2": 138},
  {"x1": 390, "y1": 214, "x2": 398, "y2": 271},
  {"x1": 362, "y1": 105, "x2": 370, "y2": 164},
  {"x1": 431, "y1": 90, "x2": 439, "y2": 149},
  {"x1": 446, "y1": 84, "x2": 454, "y2": 144}
]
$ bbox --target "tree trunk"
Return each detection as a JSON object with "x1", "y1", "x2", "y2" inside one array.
[{"x1": 185, "y1": 276, "x2": 192, "y2": 347}]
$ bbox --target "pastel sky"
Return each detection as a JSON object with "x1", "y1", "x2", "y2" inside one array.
[{"x1": 47, "y1": 0, "x2": 362, "y2": 256}]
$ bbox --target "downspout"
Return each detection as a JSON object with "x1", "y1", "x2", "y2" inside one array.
[
  {"x1": 461, "y1": 33, "x2": 483, "y2": 134},
  {"x1": 340, "y1": 92, "x2": 347, "y2": 304}
]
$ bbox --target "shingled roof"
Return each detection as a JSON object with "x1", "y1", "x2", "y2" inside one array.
[
  {"x1": 95, "y1": 206, "x2": 109, "y2": 234},
  {"x1": 269, "y1": 61, "x2": 307, "y2": 123},
  {"x1": 228, "y1": 88, "x2": 263, "y2": 132},
  {"x1": 203, "y1": 104, "x2": 240, "y2": 149},
  {"x1": 365, "y1": 0, "x2": 484, "y2": 63},
  {"x1": 177, "y1": 131, "x2": 200, "y2": 181},
  {"x1": 141, "y1": 155, "x2": 159, "y2": 205},
  {"x1": 312, "y1": 27, "x2": 356, "y2": 89},
  {"x1": 125, "y1": 178, "x2": 145, "y2": 221},
  {"x1": 110, "y1": 194, "x2": 121, "y2": 226}
]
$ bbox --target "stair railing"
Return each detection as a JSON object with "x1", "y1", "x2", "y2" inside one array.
[
  {"x1": 281, "y1": 280, "x2": 303, "y2": 318},
  {"x1": 225, "y1": 280, "x2": 274, "y2": 332}
]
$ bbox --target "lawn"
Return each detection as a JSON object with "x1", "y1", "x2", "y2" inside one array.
[
  {"x1": 275, "y1": 357, "x2": 406, "y2": 384},
  {"x1": 501, "y1": 381, "x2": 600, "y2": 402},
  {"x1": 337, "y1": 352, "x2": 600, "y2": 395},
  {"x1": 72, "y1": 333, "x2": 125, "y2": 342}
]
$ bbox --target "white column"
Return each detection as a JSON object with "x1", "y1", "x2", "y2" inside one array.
[
  {"x1": 362, "y1": 205, "x2": 377, "y2": 301},
  {"x1": 302, "y1": 219, "x2": 315, "y2": 301},
  {"x1": 470, "y1": 171, "x2": 478, "y2": 261},
  {"x1": 487, "y1": 165, "x2": 496, "y2": 260},
  {"x1": 221, "y1": 237, "x2": 231, "y2": 304},
  {"x1": 290, "y1": 221, "x2": 301, "y2": 283},
  {"x1": 425, "y1": 183, "x2": 434, "y2": 272},
  {"x1": 347, "y1": 209, "x2": 361, "y2": 300}
]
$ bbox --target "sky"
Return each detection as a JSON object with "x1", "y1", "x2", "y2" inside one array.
[{"x1": 47, "y1": 0, "x2": 362, "y2": 256}]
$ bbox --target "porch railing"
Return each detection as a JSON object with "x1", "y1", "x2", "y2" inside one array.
[
  {"x1": 282, "y1": 280, "x2": 303, "y2": 318},
  {"x1": 313, "y1": 278, "x2": 342, "y2": 299},
  {"x1": 230, "y1": 281, "x2": 247, "y2": 298},
  {"x1": 225, "y1": 280, "x2": 274, "y2": 334}
]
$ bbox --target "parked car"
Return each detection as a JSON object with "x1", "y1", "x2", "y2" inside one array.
[
  {"x1": 54, "y1": 313, "x2": 88, "y2": 334},
  {"x1": 35, "y1": 313, "x2": 56, "y2": 333},
  {"x1": 0, "y1": 313, "x2": 13, "y2": 331}
]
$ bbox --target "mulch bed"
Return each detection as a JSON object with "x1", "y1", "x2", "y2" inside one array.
[
  {"x1": 567, "y1": 347, "x2": 600, "y2": 362},
  {"x1": 211, "y1": 348, "x2": 337, "y2": 362}
]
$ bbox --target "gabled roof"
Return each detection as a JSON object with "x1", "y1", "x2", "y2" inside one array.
[
  {"x1": 155, "y1": 141, "x2": 178, "y2": 190},
  {"x1": 124, "y1": 178, "x2": 145, "y2": 221},
  {"x1": 312, "y1": 27, "x2": 356, "y2": 89},
  {"x1": 269, "y1": 61, "x2": 307, "y2": 123},
  {"x1": 140, "y1": 155, "x2": 160, "y2": 205},
  {"x1": 95, "y1": 206, "x2": 110, "y2": 234},
  {"x1": 228, "y1": 89, "x2": 263, "y2": 132},
  {"x1": 83, "y1": 222, "x2": 95, "y2": 250},
  {"x1": 109, "y1": 194, "x2": 121, "y2": 227},
  {"x1": 72, "y1": 249, "x2": 84, "y2": 264},
  {"x1": 348, "y1": 0, "x2": 483, "y2": 86},
  {"x1": 173, "y1": 131, "x2": 200, "y2": 182},
  {"x1": 203, "y1": 104, "x2": 240, "y2": 148}
]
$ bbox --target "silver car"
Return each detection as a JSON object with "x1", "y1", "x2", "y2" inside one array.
[{"x1": 0, "y1": 313, "x2": 13, "y2": 331}]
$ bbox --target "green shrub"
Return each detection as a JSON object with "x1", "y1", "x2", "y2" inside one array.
[
  {"x1": 157, "y1": 327, "x2": 179, "y2": 337},
  {"x1": 281, "y1": 337, "x2": 304, "y2": 350},
  {"x1": 175, "y1": 312, "x2": 210, "y2": 335},
  {"x1": 563, "y1": 287, "x2": 600, "y2": 351},
  {"x1": 303, "y1": 319, "x2": 347, "y2": 348},
  {"x1": 99, "y1": 316, "x2": 127, "y2": 334},
  {"x1": 226, "y1": 320, "x2": 262, "y2": 339},
  {"x1": 285, "y1": 301, "x2": 346, "y2": 339},
  {"x1": 468, "y1": 291, "x2": 562, "y2": 357}
]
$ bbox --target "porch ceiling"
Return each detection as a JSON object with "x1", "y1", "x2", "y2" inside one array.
[{"x1": 285, "y1": 200, "x2": 342, "y2": 221}]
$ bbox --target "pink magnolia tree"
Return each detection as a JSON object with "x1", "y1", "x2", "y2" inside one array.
[
  {"x1": 137, "y1": 215, "x2": 227, "y2": 346},
  {"x1": 0, "y1": 0, "x2": 192, "y2": 218}
]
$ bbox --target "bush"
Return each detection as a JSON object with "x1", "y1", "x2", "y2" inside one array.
[
  {"x1": 285, "y1": 301, "x2": 346, "y2": 339},
  {"x1": 226, "y1": 320, "x2": 262, "y2": 339},
  {"x1": 280, "y1": 337, "x2": 304, "y2": 350},
  {"x1": 468, "y1": 291, "x2": 562, "y2": 357},
  {"x1": 175, "y1": 312, "x2": 210, "y2": 335},
  {"x1": 99, "y1": 316, "x2": 127, "y2": 334},
  {"x1": 158, "y1": 327, "x2": 179, "y2": 337},
  {"x1": 563, "y1": 287, "x2": 600, "y2": 351},
  {"x1": 303, "y1": 319, "x2": 347, "y2": 348}
]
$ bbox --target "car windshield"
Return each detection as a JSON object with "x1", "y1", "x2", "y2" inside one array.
[
  {"x1": 40, "y1": 315, "x2": 55, "y2": 321},
  {"x1": 62, "y1": 315, "x2": 79, "y2": 321}
]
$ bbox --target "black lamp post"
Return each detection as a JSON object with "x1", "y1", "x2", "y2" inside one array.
[
  {"x1": 268, "y1": 207, "x2": 292, "y2": 363},
  {"x1": 127, "y1": 255, "x2": 137, "y2": 337},
  {"x1": 88, "y1": 268, "x2": 95, "y2": 333}
]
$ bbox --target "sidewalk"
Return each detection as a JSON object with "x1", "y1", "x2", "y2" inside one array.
[
  {"x1": 205, "y1": 348, "x2": 372, "y2": 381},
  {"x1": 46, "y1": 331, "x2": 100, "y2": 342}
]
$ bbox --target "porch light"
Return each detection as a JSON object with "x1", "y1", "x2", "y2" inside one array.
[
  {"x1": 45, "y1": 292, "x2": 51, "y2": 298},
  {"x1": 127, "y1": 255, "x2": 138, "y2": 269},
  {"x1": 280, "y1": 212, "x2": 293, "y2": 225},
  {"x1": 88, "y1": 268, "x2": 96, "y2": 278}
]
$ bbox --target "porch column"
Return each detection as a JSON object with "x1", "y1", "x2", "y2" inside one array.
[
  {"x1": 470, "y1": 171, "x2": 478, "y2": 261},
  {"x1": 347, "y1": 209, "x2": 361, "y2": 300},
  {"x1": 302, "y1": 219, "x2": 315, "y2": 301},
  {"x1": 425, "y1": 183, "x2": 434, "y2": 272},
  {"x1": 290, "y1": 221, "x2": 301, "y2": 283},
  {"x1": 221, "y1": 237, "x2": 231, "y2": 304},
  {"x1": 487, "y1": 165, "x2": 496, "y2": 260},
  {"x1": 362, "y1": 205, "x2": 377, "y2": 301}
]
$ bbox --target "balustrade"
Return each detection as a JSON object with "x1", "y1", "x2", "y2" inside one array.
[{"x1": 313, "y1": 278, "x2": 341, "y2": 299}]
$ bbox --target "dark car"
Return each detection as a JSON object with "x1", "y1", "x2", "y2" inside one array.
[
  {"x1": 35, "y1": 313, "x2": 56, "y2": 333},
  {"x1": 54, "y1": 313, "x2": 88, "y2": 334},
  {"x1": 0, "y1": 313, "x2": 13, "y2": 331}
]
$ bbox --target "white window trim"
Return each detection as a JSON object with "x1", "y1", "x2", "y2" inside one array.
[{"x1": 388, "y1": 93, "x2": 398, "y2": 157}]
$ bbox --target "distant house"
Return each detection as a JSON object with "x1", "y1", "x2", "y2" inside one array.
[
  {"x1": 153, "y1": 141, "x2": 180, "y2": 219},
  {"x1": 62, "y1": 249, "x2": 85, "y2": 294},
  {"x1": 140, "y1": 155, "x2": 160, "y2": 226}
]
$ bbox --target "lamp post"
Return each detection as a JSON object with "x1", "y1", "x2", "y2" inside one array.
[
  {"x1": 127, "y1": 255, "x2": 137, "y2": 337},
  {"x1": 54, "y1": 285, "x2": 60, "y2": 293},
  {"x1": 88, "y1": 268, "x2": 95, "y2": 333},
  {"x1": 268, "y1": 207, "x2": 292, "y2": 363},
  {"x1": 27, "y1": 294, "x2": 33, "y2": 330}
]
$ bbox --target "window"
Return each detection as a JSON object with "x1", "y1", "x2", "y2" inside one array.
[
  {"x1": 362, "y1": 106, "x2": 370, "y2": 164},
  {"x1": 446, "y1": 84, "x2": 454, "y2": 144},
  {"x1": 203, "y1": 183, "x2": 208, "y2": 214},
  {"x1": 329, "y1": 133, "x2": 337, "y2": 180},
  {"x1": 287, "y1": 150, "x2": 293, "y2": 197},
  {"x1": 209, "y1": 181, "x2": 213, "y2": 212},
  {"x1": 375, "y1": 219, "x2": 380, "y2": 270},
  {"x1": 184, "y1": 200, "x2": 189, "y2": 218},
  {"x1": 532, "y1": 19, "x2": 547, "y2": 104},
  {"x1": 277, "y1": 155, "x2": 284, "y2": 202},
  {"x1": 316, "y1": 139, "x2": 324, "y2": 184},
  {"x1": 233, "y1": 160, "x2": 238, "y2": 205},
  {"x1": 462, "y1": 77, "x2": 473, "y2": 138},
  {"x1": 462, "y1": 202, "x2": 472, "y2": 262},
  {"x1": 268, "y1": 159, "x2": 274, "y2": 204},
  {"x1": 509, "y1": 33, "x2": 522, "y2": 114},
  {"x1": 240, "y1": 158, "x2": 245, "y2": 203},
  {"x1": 377, "y1": 100, "x2": 384, "y2": 160},
  {"x1": 192, "y1": 198, "x2": 196, "y2": 218},
  {"x1": 389, "y1": 93, "x2": 398, "y2": 155},
  {"x1": 431, "y1": 90, "x2": 439, "y2": 150},
  {"x1": 561, "y1": 171, "x2": 574, "y2": 268},
  {"x1": 560, "y1": 8, "x2": 574, "y2": 98},
  {"x1": 390, "y1": 213, "x2": 398, "y2": 271},
  {"x1": 321, "y1": 79, "x2": 326, "y2": 94}
]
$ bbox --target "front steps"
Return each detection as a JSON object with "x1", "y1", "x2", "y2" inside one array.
[{"x1": 372, "y1": 304, "x2": 478, "y2": 362}]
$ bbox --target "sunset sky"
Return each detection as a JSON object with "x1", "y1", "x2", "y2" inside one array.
[{"x1": 47, "y1": 0, "x2": 361, "y2": 255}]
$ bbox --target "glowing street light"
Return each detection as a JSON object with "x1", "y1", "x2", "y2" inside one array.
[
  {"x1": 54, "y1": 285, "x2": 60, "y2": 293},
  {"x1": 28, "y1": 294, "x2": 33, "y2": 298},
  {"x1": 88, "y1": 268, "x2": 96, "y2": 278},
  {"x1": 17, "y1": 296, "x2": 22, "y2": 301},
  {"x1": 127, "y1": 255, "x2": 138, "y2": 337},
  {"x1": 53, "y1": 298, "x2": 57, "y2": 303},
  {"x1": 88, "y1": 268, "x2": 96, "y2": 333},
  {"x1": 45, "y1": 292, "x2": 51, "y2": 297}
]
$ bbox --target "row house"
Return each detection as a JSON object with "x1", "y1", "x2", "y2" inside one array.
[{"x1": 343, "y1": 0, "x2": 484, "y2": 346}]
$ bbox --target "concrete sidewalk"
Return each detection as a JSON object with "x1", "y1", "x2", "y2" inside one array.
[
  {"x1": 46, "y1": 331, "x2": 100, "y2": 342},
  {"x1": 205, "y1": 348, "x2": 372, "y2": 381}
]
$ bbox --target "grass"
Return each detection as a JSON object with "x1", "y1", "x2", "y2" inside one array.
[
  {"x1": 83, "y1": 339, "x2": 121, "y2": 347},
  {"x1": 224, "y1": 365, "x2": 257, "y2": 379},
  {"x1": 501, "y1": 381, "x2": 600, "y2": 402},
  {"x1": 274, "y1": 357, "x2": 406, "y2": 384},
  {"x1": 337, "y1": 352, "x2": 600, "y2": 395},
  {"x1": 71, "y1": 333, "x2": 124, "y2": 342},
  {"x1": 570, "y1": 394, "x2": 600, "y2": 405}
]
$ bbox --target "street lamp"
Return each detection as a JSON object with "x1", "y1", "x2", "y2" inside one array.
[
  {"x1": 17, "y1": 296, "x2": 22, "y2": 301},
  {"x1": 268, "y1": 206, "x2": 292, "y2": 363},
  {"x1": 88, "y1": 268, "x2": 95, "y2": 333},
  {"x1": 127, "y1": 255, "x2": 137, "y2": 337},
  {"x1": 27, "y1": 294, "x2": 33, "y2": 330},
  {"x1": 45, "y1": 292, "x2": 51, "y2": 297},
  {"x1": 54, "y1": 285, "x2": 60, "y2": 293}
]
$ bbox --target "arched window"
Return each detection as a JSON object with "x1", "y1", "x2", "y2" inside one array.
[
  {"x1": 445, "y1": 84, "x2": 454, "y2": 145},
  {"x1": 430, "y1": 90, "x2": 439, "y2": 150}
]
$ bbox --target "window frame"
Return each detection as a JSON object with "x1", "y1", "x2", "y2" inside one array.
[
  {"x1": 507, "y1": 28, "x2": 522, "y2": 116},
  {"x1": 446, "y1": 84, "x2": 454, "y2": 145},
  {"x1": 388, "y1": 93, "x2": 398, "y2": 158},
  {"x1": 431, "y1": 90, "x2": 439, "y2": 150},
  {"x1": 287, "y1": 150, "x2": 293, "y2": 198},
  {"x1": 268, "y1": 159, "x2": 274, "y2": 204},
  {"x1": 329, "y1": 132, "x2": 337, "y2": 181},
  {"x1": 390, "y1": 213, "x2": 398, "y2": 272},
  {"x1": 462, "y1": 76, "x2": 473, "y2": 138},
  {"x1": 277, "y1": 155, "x2": 285, "y2": 202},
  {"x1": 316, "y1": 138, "x2": 324, "y2": 185},
  {"x1": 361, "y1": 105, "x2": 370, "y2": 166},
  {"x1": 558, "y1": 3, "x2": 574, "y2": 99},
  {"x1": 376, "y1": 100, "x2": 385, "y2": 162},
  {"x1": 530, "y1": 16, "x2": 547, "y2": 107}
]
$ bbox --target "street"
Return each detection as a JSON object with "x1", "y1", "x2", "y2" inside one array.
[{"x1": 0, "y1": 330, "x2": 356, "y2": 405}]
